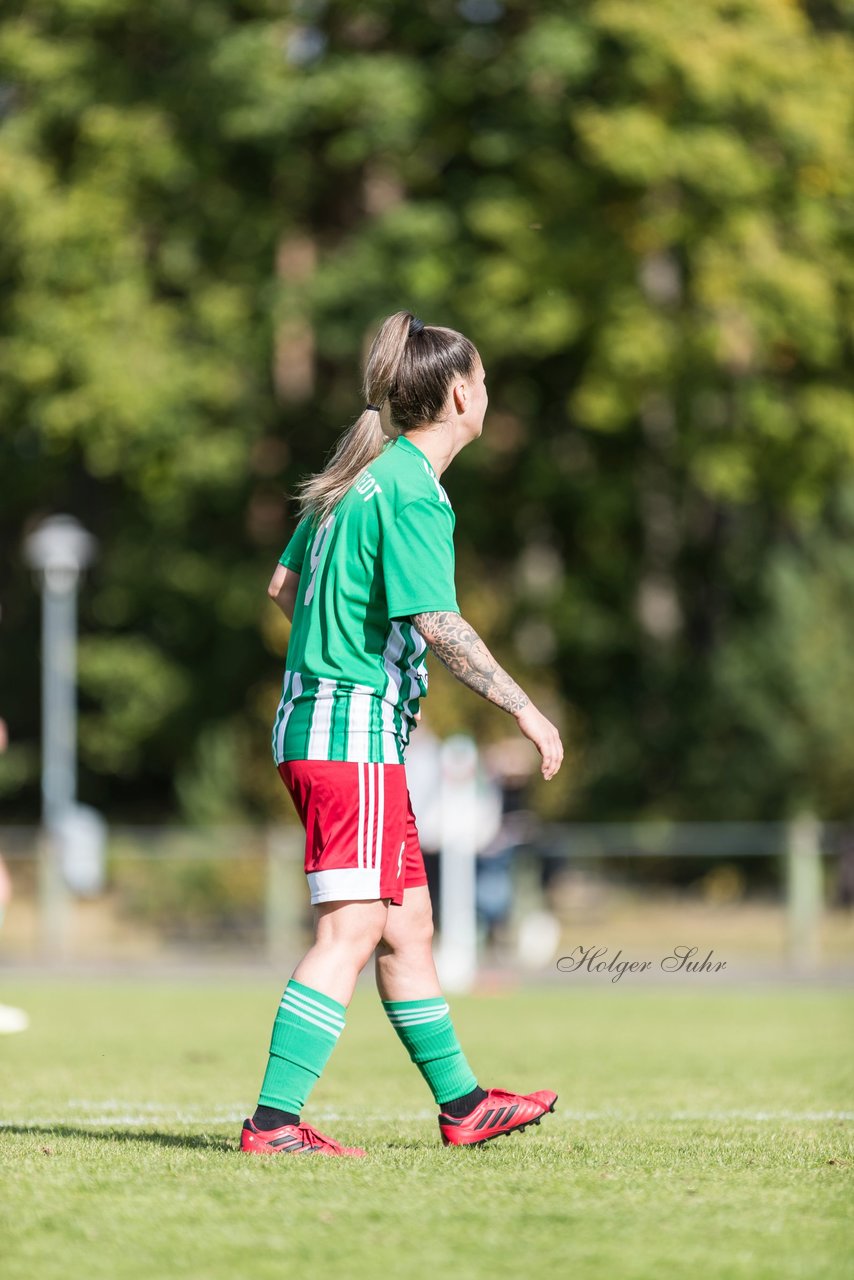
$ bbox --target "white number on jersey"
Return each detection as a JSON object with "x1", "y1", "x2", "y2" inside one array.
[{"x1": 304, "y1": 513, "x2": 335, "y2": 607}]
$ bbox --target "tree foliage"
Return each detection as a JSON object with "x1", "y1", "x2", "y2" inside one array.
[{"x1": 1, "y1": 0, "x2": 852, "y2": 821}]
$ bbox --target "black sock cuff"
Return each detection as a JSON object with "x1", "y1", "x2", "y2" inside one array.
[
  {"x1": 253, "y1": 1105, "x2": 300, "y2": 1130},
  {"x1": 438, "y1": 1085, "x2": 488, "y2": 1117}
]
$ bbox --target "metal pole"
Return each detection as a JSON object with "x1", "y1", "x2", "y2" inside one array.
[
  {"x1": 24, "y1": 515, "x2": 96, "y2": 956},
  {"x1": 436, "y1": 735, "x2": 479, "y2": 992},
  {"x1": 42, "y1": 574, "x2": 78, "y2": 825},
  {"x1": 785, "y1": 813, "x2": 823, "y2": 972},
  {"x1": 38, "y1": 573, "x2": 79, "y2": 958}
]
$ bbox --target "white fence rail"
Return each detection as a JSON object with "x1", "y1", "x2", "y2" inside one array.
[{"x1": 0, "y1": 818, "x2": 850, "y2": 979}]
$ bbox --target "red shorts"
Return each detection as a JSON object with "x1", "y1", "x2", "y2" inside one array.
[{"x1": 277, "y1": 760, "x2": 428, "y2": 907}]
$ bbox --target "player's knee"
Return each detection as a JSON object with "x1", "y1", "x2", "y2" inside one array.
[
  {"x1": 315, "y1": 900, "x2": 388, "y2": 960},
  {"x1": 321, "y1": 930, "x2": 384, "y2": 972},
  {"x1": 417, "y1": 909, "x2": 435, "y2": 946},
  {"x1": 380, "y1": 905, "x2": 434, "y2": 954},
  {"x1": 363, "y1": 914, "x2": 391, "y2": 955}
]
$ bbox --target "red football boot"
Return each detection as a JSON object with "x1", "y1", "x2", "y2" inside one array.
[
  {"x1": 438, "y1": 1088, "x2": 558, "y2": 1147},
  {"x1": 240, "y1": 1118, "x2": 366, "y2": 1158}
]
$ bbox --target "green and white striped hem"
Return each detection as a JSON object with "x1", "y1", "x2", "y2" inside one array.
[
  {"x1": 281, "y1": 985, "x2": 346, "y2": 1040},
  {"x1": 383, "y1": 1000, "x2": 450, "y2": 1028},
  {"x1": 270, "y1": 621, "x2": 425, "y2": 766}
]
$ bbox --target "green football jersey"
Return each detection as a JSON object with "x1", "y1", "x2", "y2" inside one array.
[{"x1": 272, "y1": 433, "x2": 459, "y2": 765}]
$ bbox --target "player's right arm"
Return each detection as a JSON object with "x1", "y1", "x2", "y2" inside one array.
[
  {"x1": 267, "y1": 563, "x2": 300, "y2": 623},
  {"x1": 270, "y1": 513, "x2": 315, "y2": 623},
  {"x1": 410, "y1": 610, "x2": 564, "y2": 781}
]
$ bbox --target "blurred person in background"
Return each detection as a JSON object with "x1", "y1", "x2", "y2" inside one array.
[
  {"x1": 241, "y1": 311, "x2": 562, "y2": 1157},
  {"x1": 477, "y1": 739, "x2": 540, "y2": 953},
  {"x1": 0, "y1": 716, "x2": 29, "y2": 1034}
]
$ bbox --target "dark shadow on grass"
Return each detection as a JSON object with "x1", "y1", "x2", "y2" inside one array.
[
  {"x1": 4, "y1": 1126, "x2": 472, "y2": 1157},
  {"x1": 0, "y1": 1125, "x2": 233, "y2": 1152}
]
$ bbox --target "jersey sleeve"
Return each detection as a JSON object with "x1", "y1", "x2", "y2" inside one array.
[
  {"x1": 382, "y1": 498, "x2": 459, "y2": 618},
  {"x1": 278, "y1": 514, "x2": 313, "y2": 572}
]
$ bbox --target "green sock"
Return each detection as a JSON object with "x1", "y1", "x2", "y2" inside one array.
[
  {"x1": 258, "y1": 978, "x2": 346, "y2": 1113},
  {"x1": 382, "y1": 996, "x2": 478, "y2": 1106}
]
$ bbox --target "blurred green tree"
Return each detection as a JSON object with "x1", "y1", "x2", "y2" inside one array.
[{"x1": 0, "y1": 0, "x2": 852, "y2": 822}]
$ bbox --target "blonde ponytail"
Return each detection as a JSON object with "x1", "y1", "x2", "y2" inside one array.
[{"x1": 295, "y1": 309, "x2": 478, "y2": 526}]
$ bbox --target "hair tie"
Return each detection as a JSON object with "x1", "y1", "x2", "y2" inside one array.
[
  {"x1": 365, "y1": 403, "x2": 383, "y2": 412},
  {"x1": 408, "y1": 316, "x2": 425, "y2": 336}
]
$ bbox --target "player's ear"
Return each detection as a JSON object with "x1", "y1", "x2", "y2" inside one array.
[{"x1": 451, "y1": 378, "x2": 467, "y2": 414}]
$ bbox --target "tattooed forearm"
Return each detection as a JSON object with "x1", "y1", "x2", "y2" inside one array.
[{"x1": 410, "y1": 611, "x2": 530, "y2": 716}]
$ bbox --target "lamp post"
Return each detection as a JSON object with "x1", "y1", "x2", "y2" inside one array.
[
  {"x1": 23, "y1": 515, "x2": 97, "y2": 827},
  {"x1": 23, "y1": 516, "x2": 100, "y2": 950},
  {"x1": 437, "y1": 735, "x2": 485, "y2": 992}
]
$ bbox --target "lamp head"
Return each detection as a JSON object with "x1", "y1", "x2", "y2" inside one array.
[{"x1": 23, "y1": 515, "x2": 97, "y2": 593}]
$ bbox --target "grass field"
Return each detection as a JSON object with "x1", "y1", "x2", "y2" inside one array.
[{"x1": 1, "y1": 977, "x2": 851, "y2": 1280}]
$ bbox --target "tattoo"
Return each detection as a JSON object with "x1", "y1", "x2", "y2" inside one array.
[{"x1": 410, "y1": 611, "x2": 530, "y2": 715}]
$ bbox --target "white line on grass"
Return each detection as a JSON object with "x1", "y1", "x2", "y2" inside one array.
[{"x1": 2, "y1": 1103, "x2": 852, "y2": 1127}]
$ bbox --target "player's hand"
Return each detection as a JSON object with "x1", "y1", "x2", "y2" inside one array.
[{"x1": 513, "y1": 702, "x2": 563, "y2": 780}]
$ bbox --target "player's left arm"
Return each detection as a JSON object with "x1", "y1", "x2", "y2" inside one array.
[
  {"x1": 411, "y1": 610, "x2": 563, "y2": 780},
  {"x1": 267, "y1": 564, "x2": 300, "y2": 623}
]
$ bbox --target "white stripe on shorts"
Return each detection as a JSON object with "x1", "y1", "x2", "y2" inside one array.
[
  {"x1": 357, "y1": 762, "x2": 365, "y2": 870},
  {"x1": 375, "y1": 763, "x2": 384, "y2": 875},
  {"x1": 366, "y1": 762, "x2": 375, "y2": 871}
]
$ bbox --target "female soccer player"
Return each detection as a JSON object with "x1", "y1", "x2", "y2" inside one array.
[{"x1": 241, "y1": 312, "x2": 563, "y2": 1157}]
